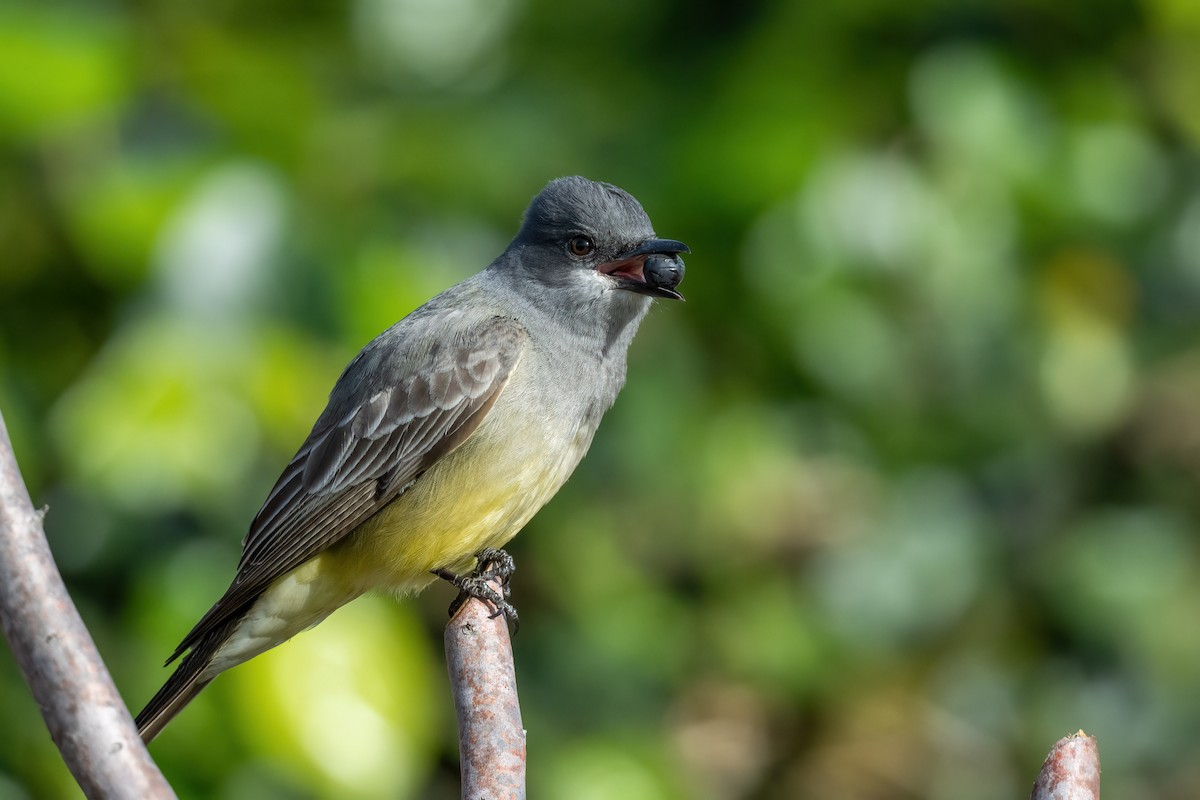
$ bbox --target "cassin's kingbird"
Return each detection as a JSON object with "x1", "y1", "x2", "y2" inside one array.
[{"x1": 135, "y1": 176, "x2": 688, "y2": 742}]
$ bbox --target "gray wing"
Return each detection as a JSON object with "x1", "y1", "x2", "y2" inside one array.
[{"x1": 168, "y1": 314, "x2": 528, "y2": 662}]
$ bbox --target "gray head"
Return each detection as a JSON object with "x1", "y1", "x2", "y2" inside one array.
[{"x1": 498, "y1": 177, "x2": 688, "y2": 310}]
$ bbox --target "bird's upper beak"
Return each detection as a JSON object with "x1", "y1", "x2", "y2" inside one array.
[{"x1": 597, "y1": 238, "x2": 690, "y2": 300}]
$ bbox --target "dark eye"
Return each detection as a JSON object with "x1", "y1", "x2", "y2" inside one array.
[{"x1": 567, "y1": 235, "x2": 594, "y2": 257}]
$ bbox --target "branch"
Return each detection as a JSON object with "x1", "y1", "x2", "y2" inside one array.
[
  {"x1": 0, "y1": 410, "x2": 175, "y2": 799},
  {"x1": 444, "y1": 577, "x2": 527, "y2": 800},
  {"x1": 1031, "y1": 730, "x2": 1100, "y2": 800}
]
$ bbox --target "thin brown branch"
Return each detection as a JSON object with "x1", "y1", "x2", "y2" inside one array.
[
  {"x1": 1031, "y1": 730, "x2": 1100, "y2": 800},
  {"x1": 0, "y1": 411, "x2": 175, "y2": 799},
  {"x1": 444, "y1": 578, "x2": 527, "y2": 800}
]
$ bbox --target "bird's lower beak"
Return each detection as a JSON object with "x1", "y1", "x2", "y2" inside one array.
[{"x1": 598, "y1": 239, "x2": 689, "y2": 300}]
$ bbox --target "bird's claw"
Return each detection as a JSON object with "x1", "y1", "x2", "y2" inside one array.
[{"x1": 432, "y1": 548, "x2": 519, "y2": 635}]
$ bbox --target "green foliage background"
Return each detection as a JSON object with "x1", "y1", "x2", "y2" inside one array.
[{"x1": 3, "y1": 0, "x2": 1200, "y2": 797}]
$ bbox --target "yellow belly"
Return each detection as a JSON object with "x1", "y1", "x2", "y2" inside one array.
[
  {"x1": 211, "y1": 390, "x2": 593, "y2": 673},
  {"x1": 320, "y1": 405, "x2": 588, "y2": 595}
]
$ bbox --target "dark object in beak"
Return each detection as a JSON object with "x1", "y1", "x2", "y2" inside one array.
[
  {"x1": 600, "y1": 238, "x2": 689, "y2": 300},
  {"x1": 642, "y1": 255, "x2": 685, "y2": 299}
]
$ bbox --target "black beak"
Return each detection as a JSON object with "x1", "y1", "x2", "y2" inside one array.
[{"x1": 618, "y1": 238, "x2": 691, "y2": 259}]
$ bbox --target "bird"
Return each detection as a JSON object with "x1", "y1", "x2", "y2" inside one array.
[{"x1": 134, "y1": 176, "x2": 689, "y2": 742}]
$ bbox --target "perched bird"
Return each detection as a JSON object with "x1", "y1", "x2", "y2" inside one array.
[{"x1": 135, "y1": 176, "x2": 688, "y2": 742}]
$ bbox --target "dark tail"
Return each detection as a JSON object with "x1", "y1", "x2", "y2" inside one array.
[
  {"x1": 136, "y1": 621, "x2": 238, "y2": 743},
  {"x1": 135, "y1": 660, "x2": 212, "y2": 743}
]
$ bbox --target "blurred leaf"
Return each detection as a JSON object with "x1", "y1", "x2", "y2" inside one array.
[{"x1": 0, "y1": 5, "x2": 129, "y2": 139}]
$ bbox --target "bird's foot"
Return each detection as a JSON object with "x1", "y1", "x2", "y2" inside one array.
[{"x1": 432, "y1": 548, "x2": 519, "y2": 635}]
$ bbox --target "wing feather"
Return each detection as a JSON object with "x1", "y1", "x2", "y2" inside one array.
[{"x1": 167, "y1": 314, "x2": 527, "y2": 663}]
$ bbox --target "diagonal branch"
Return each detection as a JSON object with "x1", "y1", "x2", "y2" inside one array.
[
  {"x1": 444, "y1": 578, "x2": 527, "y2": 799},
  {"x1": 0, "y1": 410, "x2": 175, "y2": 799}
]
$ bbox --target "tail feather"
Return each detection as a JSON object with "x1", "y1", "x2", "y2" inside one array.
[
  {"x1": 136, "y1": 620, "x2": 239, "y2": 743},
  {"x1": 135, "y1": 663, "x2": 212, "y2": 744},
  {"x1": 137, "y1": 566, "x2": 356, "y2": 741}
]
